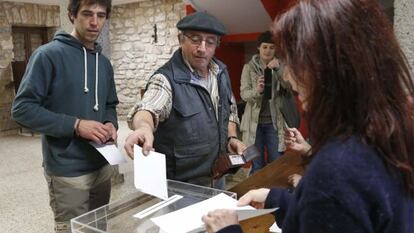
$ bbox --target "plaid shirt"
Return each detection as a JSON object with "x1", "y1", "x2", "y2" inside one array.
[{"x1": 127, "y1": 56, "x2": 239, "y2": 129}]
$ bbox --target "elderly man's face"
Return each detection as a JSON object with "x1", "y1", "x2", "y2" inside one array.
[{"x1": 179, "y1": 30, "x2": 219, "y2": 76}]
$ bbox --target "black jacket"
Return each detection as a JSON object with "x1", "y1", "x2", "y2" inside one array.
[{"x1": 153, "y1": 49, "x2": 233, "y2": 181}]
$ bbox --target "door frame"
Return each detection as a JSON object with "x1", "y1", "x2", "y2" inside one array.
[{"x1": 11, "y1": 26, "x2": 48, "y2": 93}]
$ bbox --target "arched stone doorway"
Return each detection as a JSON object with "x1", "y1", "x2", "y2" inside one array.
[{"x1": 0, "y1": 2, "x2": 60, "y2": 135}]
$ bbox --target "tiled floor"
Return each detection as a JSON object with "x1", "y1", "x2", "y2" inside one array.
[
  {"x1": 0, "y1": 133, "x2": 55, "y2": 233},
  {"x1": 0, "y1": 121, "x2": 248, "y2": 233}
]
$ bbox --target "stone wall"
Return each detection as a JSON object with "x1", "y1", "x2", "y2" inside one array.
[
  {"x1": 0, "y1": 2, "x2": 60, "y2": 134},
  {"x1": 394, "y1": 0, "x2": 414, "y2": 70},
  {"x1": 97, "y1": 21, "x2": 111, "y2": 58},
  {"x1": 110, "y1": 0, "x2": 185, "y2": 118},
  {"x1": 58, "y1": 0, "x2": 72, "y2": 33}
]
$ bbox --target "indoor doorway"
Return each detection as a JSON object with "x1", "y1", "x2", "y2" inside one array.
[{"x1": 11, "y1": 26, "x2": 48, "y2": 93}]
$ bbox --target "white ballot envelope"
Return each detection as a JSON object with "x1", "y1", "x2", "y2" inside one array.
[
  {"x1": 90, "y1": 142, "x2": 127, "y2": 165},
  {"x1": 134, "y1": 145, "x2": 168, "y2": 200}
]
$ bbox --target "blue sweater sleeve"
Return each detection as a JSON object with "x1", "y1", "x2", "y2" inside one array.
[
  {"x1": 11, "y1": 50, "x2": 77, "y2": 138},
  {"x1": 216, "y1": 224, "x2": 243, "y2": 233},
  {"x1": 265, "y1": 188, "x2": 293, "y2": 228},
  {"x1": 293, "y1": 199, "x2": 366, "y2": 233}
]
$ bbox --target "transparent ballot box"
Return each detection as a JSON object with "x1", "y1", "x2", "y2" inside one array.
[{"x1": 71, "y1": 180, "x2": 237, "y2": 233}]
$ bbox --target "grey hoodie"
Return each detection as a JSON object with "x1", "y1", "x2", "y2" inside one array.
[{"x1": 12, "y1": 31, "x2": 119, "y2": 177}]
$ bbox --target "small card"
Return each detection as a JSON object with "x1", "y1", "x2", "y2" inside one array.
[
  {"x1": 229, "y1": 154, "x2": 245, "y2": 166},
  {"x1": 90, "y1": 142, "x2": 127, "y2": 165}
]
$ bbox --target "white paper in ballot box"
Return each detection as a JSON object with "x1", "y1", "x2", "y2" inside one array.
[{"x1": 151, "y1": 192, "x2": 278, "y2": 233}]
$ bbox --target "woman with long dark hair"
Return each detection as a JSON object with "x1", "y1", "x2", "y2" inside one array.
[{"x1": 202, "y1": 0, "x2": 414, "y2": 232}]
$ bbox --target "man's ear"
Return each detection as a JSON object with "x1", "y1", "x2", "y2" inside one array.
[
  {"x1": 68, "y1": 12, "x2": 75, "y2": 23},
  {"x1": 177, "y1": 34, "x2": 184, "y2": 45}
]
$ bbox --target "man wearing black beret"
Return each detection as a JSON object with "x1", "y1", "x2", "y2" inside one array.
[{"x1": 125, "y1": 11, "x2": 246, "y2": 189}]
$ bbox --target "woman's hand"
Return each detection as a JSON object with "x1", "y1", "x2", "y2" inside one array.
[
  {"x1": 256, "y1": 76, "x2": 265, "y2": 93},
  {"x1": 267, "y1": 58, "x2": 280, "y2": 70},
  {"x1": 288, "y1": 174, "x2": 302, "y2": 187},
  {"x1": 284, "y1": 127, "x2": 311, "y2": 155},
  {"x1": 202, "y1": 188, "x2": 270, "y2": 232},
  {"x1": 227, "y1": 138, "x2": 247, "y2": 155},
  {"x1": 202, "y1": 209, "x2": 238, "y2": 233},
  {"x1": 237, "y1": 188, "x2": 271, "y2": 209}
]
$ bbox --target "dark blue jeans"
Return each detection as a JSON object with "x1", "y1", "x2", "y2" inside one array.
[{"x1": 250, "y1": 123, "x2": 282, "y2": 174}]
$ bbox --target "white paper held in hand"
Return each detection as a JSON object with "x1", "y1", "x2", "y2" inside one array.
[
  {"x1": 90, "y1": 142, "x2": 127, "y2": 165},
  {"x1": 151, "y1": 193, "x2": 259, "y2": 233},
  {"x1": 134, "y1": 144, "x2": 168, "y2": 200},
  {"x1": 236, "y1": 207, "x2": 278, "y2": 221}
]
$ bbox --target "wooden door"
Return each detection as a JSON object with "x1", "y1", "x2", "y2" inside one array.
[{"x1": 11, "y1": 27, "x2": 48, "y2": 93}]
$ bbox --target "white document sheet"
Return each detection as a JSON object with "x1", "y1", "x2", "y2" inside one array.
[
  {"x1": 90, "y1": 142, "x2": 127, "y2": 165},
  {"x1": 269, "y1": 222, "x2": 282, "y2": 233},
  {"x1": 134, "y1": 145, "x2": 168, "y2": 200},
  {"x1": 236, "y1": 207, "x2": 278, "y2": 221},
  {"x1": 151, "y1": 193, "x2": 257, "y2": 233}
]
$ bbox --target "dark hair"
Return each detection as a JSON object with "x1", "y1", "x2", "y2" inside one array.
[
  {"x1": 67, "y1": 0, "x2": 112, "y2": 23},
  {"x1": 257, "y1": 31, "x2": 273, "y2": 46},
  {"x1": 273, "y1": 0, "x2": 414, "y2": 197}
]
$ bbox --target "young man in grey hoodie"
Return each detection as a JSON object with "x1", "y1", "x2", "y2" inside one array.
[{"x1": 12, "y1": 0, "x2": 118, "y2": 232}]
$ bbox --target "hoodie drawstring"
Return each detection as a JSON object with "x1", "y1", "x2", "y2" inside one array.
[
  {"x1": 82, "y1": 47, "x2": 99, "y2": 112},
  {"x1": 94, "y1": 52, "x2": 99, "y2": 111},
  {"x1": 83, "y1": 47, "x2": 89, "y2": 93}
]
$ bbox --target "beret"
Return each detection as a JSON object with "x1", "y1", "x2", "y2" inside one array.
[
  {"x1": 257, "y1": 31, "x2": 274, "y2": 45},
  {"x1": 176, "y1": 11, "x2": 227, "y2": 36}
]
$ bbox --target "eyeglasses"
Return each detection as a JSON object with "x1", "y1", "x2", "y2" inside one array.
[{"x1": 183, "y1": 33, "x2": 219, "y2": 48}]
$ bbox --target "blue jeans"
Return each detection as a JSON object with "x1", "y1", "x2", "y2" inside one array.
[{"x1": 250, "y1": 123, "x2": 282, "y2": 174}]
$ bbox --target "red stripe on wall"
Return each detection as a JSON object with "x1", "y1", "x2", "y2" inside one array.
[
  {"x1": 221, "y1": 32, "x2": 261, "y2": 43},
  {"x1": 215, "y1": 43, "x2": 245, "y2": 101}
]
